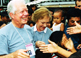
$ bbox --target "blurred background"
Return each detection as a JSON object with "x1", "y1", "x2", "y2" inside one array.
[{"x1": 0, "y1": 0, "x2": 75, "y2": 23}]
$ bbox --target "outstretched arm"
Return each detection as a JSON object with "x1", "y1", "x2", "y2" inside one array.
[{"x1": 39, "y1": 40, "x2": 73, "y2": 58}]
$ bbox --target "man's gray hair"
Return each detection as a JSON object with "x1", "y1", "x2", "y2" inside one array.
[{"x1": 7, "y1": 0, "x2": 26, "y2": 19}]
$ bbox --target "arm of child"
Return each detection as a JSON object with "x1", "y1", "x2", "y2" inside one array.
[{"x1": 60, "y1": 23, "x2": 64, "y2": 31}]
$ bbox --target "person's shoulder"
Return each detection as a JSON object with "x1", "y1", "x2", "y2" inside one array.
[
  {"x1": 24, "y1": 24, "x2": 34, "y2": 32},
  {"x1": 0, "y1": 25, "x2": 10, "y2": 36},
  {"x1": 61, "y1": 22, "x2": 64, "y2": 24},
  {"x1": 0, "y1": 22, "x2": 13, "y2": 32},
  {"x1": 61, "y1": 23, "x2": 64, "y2": 26},
  {"x1": 24, "y1": 24, "x2": 30, "y2": 28},
  {"x1": 47, "y1": 27, "x2": 53, "y2": 33}
]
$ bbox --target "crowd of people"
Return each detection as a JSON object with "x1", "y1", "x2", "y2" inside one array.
[{"x1": 0, "y1": 0, "x2": 81, "y2": 58}]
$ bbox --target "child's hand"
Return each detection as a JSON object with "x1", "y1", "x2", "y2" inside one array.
[
  {"x1": 35, "y1": 41, "x2": 45, "y2": 48},
  {"x1": 77, "y1": 44, "x2": 81, "y2": 49}
]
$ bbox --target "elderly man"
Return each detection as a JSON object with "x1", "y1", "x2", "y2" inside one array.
[{"x1": 0, "y1": 0, "x2": 35, "y2": 58}]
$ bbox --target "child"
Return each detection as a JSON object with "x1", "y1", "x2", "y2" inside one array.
[
  {"x1": 50, "y1": 31, "x2": 75, "y2": 58},
  {"x1": 52, "y1": 9, "x2": 64, "y2": 32}
]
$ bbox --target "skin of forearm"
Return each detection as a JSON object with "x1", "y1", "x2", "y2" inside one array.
[{"x1": 57, "y1": 47, "x2": 73, "y2": 58}]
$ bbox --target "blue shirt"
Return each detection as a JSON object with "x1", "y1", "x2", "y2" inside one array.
[
  {"x1": 0, "y1": 22, "x2": 35, "y2": 58},
  {"x1": 64, "y1": 24, "x2": 79, "y2": 50},
  {"x1": 30, "y1": 24, "x2": 53, "y2": 50}
]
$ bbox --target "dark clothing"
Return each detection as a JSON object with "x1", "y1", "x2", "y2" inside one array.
[
  {"x1": 35, "y1": 49, "x2": 51, "y2": 58},
  {"x1": 64, "y1": 24, "x2": 80, "y2": 51},
  {"x1": 0, "y1": 21, "x2": 5, "y2": 26}
]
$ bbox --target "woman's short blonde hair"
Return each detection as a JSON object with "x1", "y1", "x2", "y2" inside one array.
[{"x1": 32, "y1": 7, "x2": 52, "y2": 23}]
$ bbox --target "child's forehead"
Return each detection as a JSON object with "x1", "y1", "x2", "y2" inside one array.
[
  {"x1": 54, "y1": 12, "x2": 62, "y2": 15},
  {"x1": 53, "y1": 12, "x2": 62, "y2": 17}
]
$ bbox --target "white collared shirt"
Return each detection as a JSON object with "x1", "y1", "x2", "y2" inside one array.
[{"x1": 33, "y1": 24, "x2": 47, "y2": 33}]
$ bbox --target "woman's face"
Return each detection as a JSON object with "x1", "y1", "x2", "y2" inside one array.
[{"x1": 36, "y1": 16, "x2": 50, "y2": 32}]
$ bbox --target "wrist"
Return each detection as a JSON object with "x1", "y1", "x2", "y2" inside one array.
[
  {"x1": 71, "y1": 47, "x2": 77, "y2": 53},
  {"x1": 56, "y1": 45, "x2": 60, "y2": 53}
]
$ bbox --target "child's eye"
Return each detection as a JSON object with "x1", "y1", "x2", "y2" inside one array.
[{"x1": 57, "y1": 18, "x2": 59, "y2": 19}]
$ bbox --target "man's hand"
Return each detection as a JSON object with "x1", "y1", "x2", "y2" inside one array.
[
  {"x1": 64, "y1": 38, "x2": 74, "y2": 50},
  {"x1": 67, "y1": 21, "x2": 81, "y2": 35},
  {"x1": 12, "y1": 49, "x2": 30, "y2": 58}
]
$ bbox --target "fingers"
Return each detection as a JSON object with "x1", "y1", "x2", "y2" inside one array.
[
  {"x1": 39, "y1": 46, "x2": 49, "y2": 53},
  {"x1": 21, "y1": 51, "x2": 30, "y2": 57},
  {"x1": 17, "y1": 52, "x2": 30, "y2": 58},
  {"x1": 39, "y1": 45, "x2": 48, "y2": 50},
  {"x1": 77, "y1": 44, "x2": 81, "y2": 49},
  {"x1": 67, "y1": 27, "x2": 74, "y2": 35},
  {"x1": 48, "y1": 40, "x2": 53, "y2": 44},
  {"x1": 68, "y1": 38, "x2": 72, "y2": 42},
  {"x1": 69, "y1": 38, "x2": 73, "y2": 45},
  {"x1": 75, "y1": 21, "x2": 80, "y2": 26},
  {"x1": 14, "y1": 49, "x2": 30, "y2": 58},
  {"x1": 48, "y1": 40, "x2": 57, "y2": 47}
]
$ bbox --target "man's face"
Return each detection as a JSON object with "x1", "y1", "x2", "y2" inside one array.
[
  {"x1": 36, "y1": 16, "x2": 50, "y2": 32},
  {"x1": 68, "y1": 17, "x2": 81, "y2": 27},
  {"x1": 75, "y1": 1, "x2": 81, "y2": 10},
  {"x1": 12, "y1": 3, "x2": 29, "y2": 25}
]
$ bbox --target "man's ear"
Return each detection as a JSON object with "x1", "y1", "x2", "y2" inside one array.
[{"x1": 9, "y1": 13, "x2": 14, "y2": 19}]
